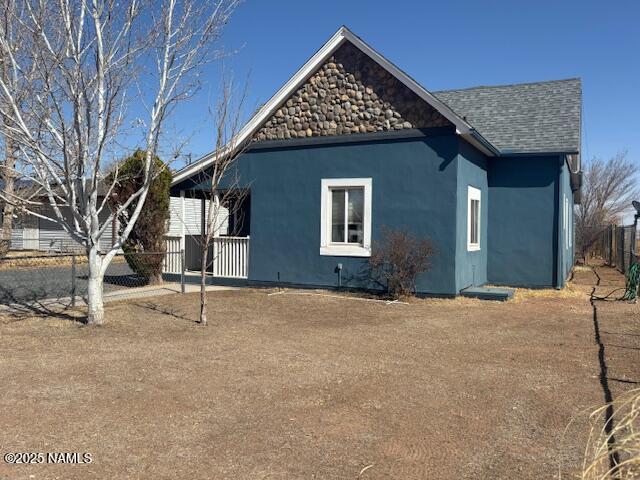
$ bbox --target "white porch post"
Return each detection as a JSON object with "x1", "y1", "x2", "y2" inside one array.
[
  {"x1": 180, "y1": 190, "x2": 185, "y2": 252},
  {"x1": 212, "y1": 194, "x2": 220, "y2": 276}
]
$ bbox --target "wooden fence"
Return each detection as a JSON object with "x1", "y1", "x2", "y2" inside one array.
[{"x1": 598, "y1": 224, "x2": 637, "y2": 274}]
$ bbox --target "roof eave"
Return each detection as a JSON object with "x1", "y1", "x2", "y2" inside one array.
[
  {"x1": 172, "y1": 26, "x2": 496, "y2": 185},
  {"x1": 172, "y1": 28, "x2": 349, "y2": 185},
  {"x1": 462, "y1": 129, "x2": 500, "y2": 157},
  {"x1": 497, "y1": 149, "x2": 580, "y2": 157}
]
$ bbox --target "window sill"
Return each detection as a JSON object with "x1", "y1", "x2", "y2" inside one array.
[
  {"x1": 467, "y1": 245, "x2": 481, "y2": 252},
  {"x1": 320, "y1": 245, "x2": 371, "y2": 257}
]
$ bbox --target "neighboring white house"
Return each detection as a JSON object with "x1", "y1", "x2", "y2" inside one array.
[
  {"x1": 1, "y1": 206, "x2": 116, "y2": 252},
  {"x1": 1, "y1": 195, "x2": 230, "y2": 260}
]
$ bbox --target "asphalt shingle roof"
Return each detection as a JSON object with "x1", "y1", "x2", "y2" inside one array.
[{"x1": 433, "y1": 78, "x2": 581, "y2": 154}]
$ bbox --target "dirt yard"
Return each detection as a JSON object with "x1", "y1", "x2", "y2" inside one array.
[{"x1": 0, "y1": 265, "x2": 638, "y2": 479}]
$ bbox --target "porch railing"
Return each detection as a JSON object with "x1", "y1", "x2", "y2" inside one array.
[
  {"x1": 163, "y1": 236, "x2": 182, "y2": 274},
  {"x1": 212, "y1": 236, "x2": 250, "y2": 279},
  {"x1": 163, "y1": 235, "x2": 249, "y2": 279}
]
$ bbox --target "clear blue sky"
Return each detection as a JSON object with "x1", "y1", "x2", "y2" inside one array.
[{"x1": 165, "y1": 0, "x2": 640, "y2": 169}]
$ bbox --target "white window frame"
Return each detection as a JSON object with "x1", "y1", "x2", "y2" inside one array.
[
  {"x1": 467, "y1": 186, "x2": 481, "y2": 252},
  {"x1": 564, "y1": 196, "x2": 569, "y2": 250},
  {"x1": 320, "y1": 178, "x2": 372, "y2": 257},
  {"x1": 569, "y1": 200, "x2": 573, "y2": 248}
]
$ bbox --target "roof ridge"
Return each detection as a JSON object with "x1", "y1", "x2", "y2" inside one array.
[
  {"x1": 434, "y1": 77, "x2": 581, "y2": 94},
  {"x1": 173, "y1": 26, "x2": 498, "y2": 184}
]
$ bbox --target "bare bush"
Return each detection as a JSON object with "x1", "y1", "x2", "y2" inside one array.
[
  {"x1": 368, "y1": 228, "x2": 433, "y2": 298},
  {"x1": 0, "y1": 238, "x2": 9, "y2": 259}
]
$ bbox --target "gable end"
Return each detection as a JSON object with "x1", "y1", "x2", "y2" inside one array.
[{"x1": 253, "y1": 42, "x2": 452, "y2": 142}]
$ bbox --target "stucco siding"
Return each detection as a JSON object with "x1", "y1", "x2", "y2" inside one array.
[
  {"x1": 487, "y1": 156, "x2": 560, "y2": 287},
  {"x1": 455, "y1": 140, "x2": 489, "y2": 291},
  {"x1": 174, "y1": 134, "x2": 568, "y2": 294},
  {"x1": 176, "y1": 132, "x2": 461, "y2": 295},
  {"x1": 558, "y1": 161, "x2": 574, "y2": 285}
]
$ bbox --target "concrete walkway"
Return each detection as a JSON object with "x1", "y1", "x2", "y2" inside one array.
[
  {"x1": 99, "y1": 282, "x2": 236, "y2": 302},
  {"x1": 0, "y1": 282, "x2": 237, "y2": 316}
]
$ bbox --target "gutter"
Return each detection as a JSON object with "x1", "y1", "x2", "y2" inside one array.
[
  {"x1": 498, "y1": 149, "x2": 579, "y2": 158},
  {"x1": 468, "y1": 129, "x2": 500, "y2": 156}
]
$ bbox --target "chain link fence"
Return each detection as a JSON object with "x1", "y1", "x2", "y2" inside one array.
[{"x1": 0, "y1": 251, "x2": 184, "y2": 309}]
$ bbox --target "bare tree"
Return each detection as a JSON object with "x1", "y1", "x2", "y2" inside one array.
[
  {"x1": 576, "y1": 152, "x2": 639, "y2": 259},
  {"x1": 0, "y1": 0, "x2": 20, "y2": 251},
  {"x1": 192, "y1": 79, "x2": 248, "y2": 326},
  {"x1": 0, "y1": 0, "x2": 240, "y2": 324}
]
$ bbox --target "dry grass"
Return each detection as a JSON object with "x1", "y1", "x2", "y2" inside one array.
[
  {"x1": 0, "y1": 266, "x2": 638, "y2": 479},
  {"x1": 0, "y1": 306, "x2": 86, "y2": 326},
  {"x1": 0, "y1": 252, "x2": 125, "y2": 270},
  {"x1": 513, "y1": 283, "x2": 585, "y2": 302},
  {"x1": 4, "y1": 249, "x2": 47, "y2": 258},
  {"x1": 575, "y1": 265, "x2": 595, "y2": 272},
  {"x1": 580, "y1": 389, "x2": 640, "y2": 479}
]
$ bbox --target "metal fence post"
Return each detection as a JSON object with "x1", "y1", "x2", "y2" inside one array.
[
  {"x1": 71, "y1": 254, "x2": 77, "y2": 307},
  {"x1": 180, "y1": 249, "x2": 186, "y2": 294}
]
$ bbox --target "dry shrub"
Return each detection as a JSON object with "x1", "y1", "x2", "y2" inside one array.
[
  {"x1": 0, "y1": 239, "x2": 9, "y2": 259},
  {"x1": 368, "y1": 227, "x2": 433, "y2": 299},
  {"x1": 580, "y1": 388, "x2": 640, "y2": 479}
]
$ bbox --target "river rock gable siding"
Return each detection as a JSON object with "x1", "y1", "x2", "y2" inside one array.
[{"x1": 253, "y1": 43, "x2": 451, "y2": 142}]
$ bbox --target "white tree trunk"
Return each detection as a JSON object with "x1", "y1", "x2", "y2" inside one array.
[
  {"x1": 0, "y1": 0, "x2": 240, "y2": 326},
  {"x1": 86, "y1": 248, "x2": 105, "y2": 325}
]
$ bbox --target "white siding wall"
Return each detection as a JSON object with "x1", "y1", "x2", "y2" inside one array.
[
  {"x1": 167, "y1": 196, "x2": 183, "y2": 236},
  {"x1": 9, "y1": 206, "x2": 116, "y2": 252},
  {"x1": 168, "y1": 196, "x2": 229, "y2": 237},
  {"x1": 185, "y1": 197, "x2": 202, "y2": 235},
  {"x1": 9, "y1": 195, "x2": 232, "y2": 251},
  {"x1": 10, "y1": 216, "x2": 23, "y2": 250},
  {"x1": 204, "y1": 200, "x2": 229, "y2": 236},
  {"x1": 100, "y1": 217, "x2": 116, "y2": 251},
  {"x1": 38, "y1": 206, "x2": 115, "y2": 252}
]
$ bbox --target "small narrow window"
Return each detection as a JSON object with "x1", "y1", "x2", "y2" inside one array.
[
  {"x1": 321, "y1": 179, "x2": 372, "y2": 257},
  {"x1": 467, "y1": 186, "x2": 481, "y2": 251}
]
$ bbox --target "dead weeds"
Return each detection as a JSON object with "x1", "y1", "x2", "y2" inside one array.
[{"x1": 0, "y1": 266, "x2": 638, "y2": 479}]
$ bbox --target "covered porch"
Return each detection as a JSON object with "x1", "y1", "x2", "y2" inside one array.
[{"x1": 163, "y1": 189, "x2": 250, "y2": 279}]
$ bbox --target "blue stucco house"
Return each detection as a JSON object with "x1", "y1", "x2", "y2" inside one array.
[{"x1": 167, "y1": 27, "x2": 581, "y2": 296}]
